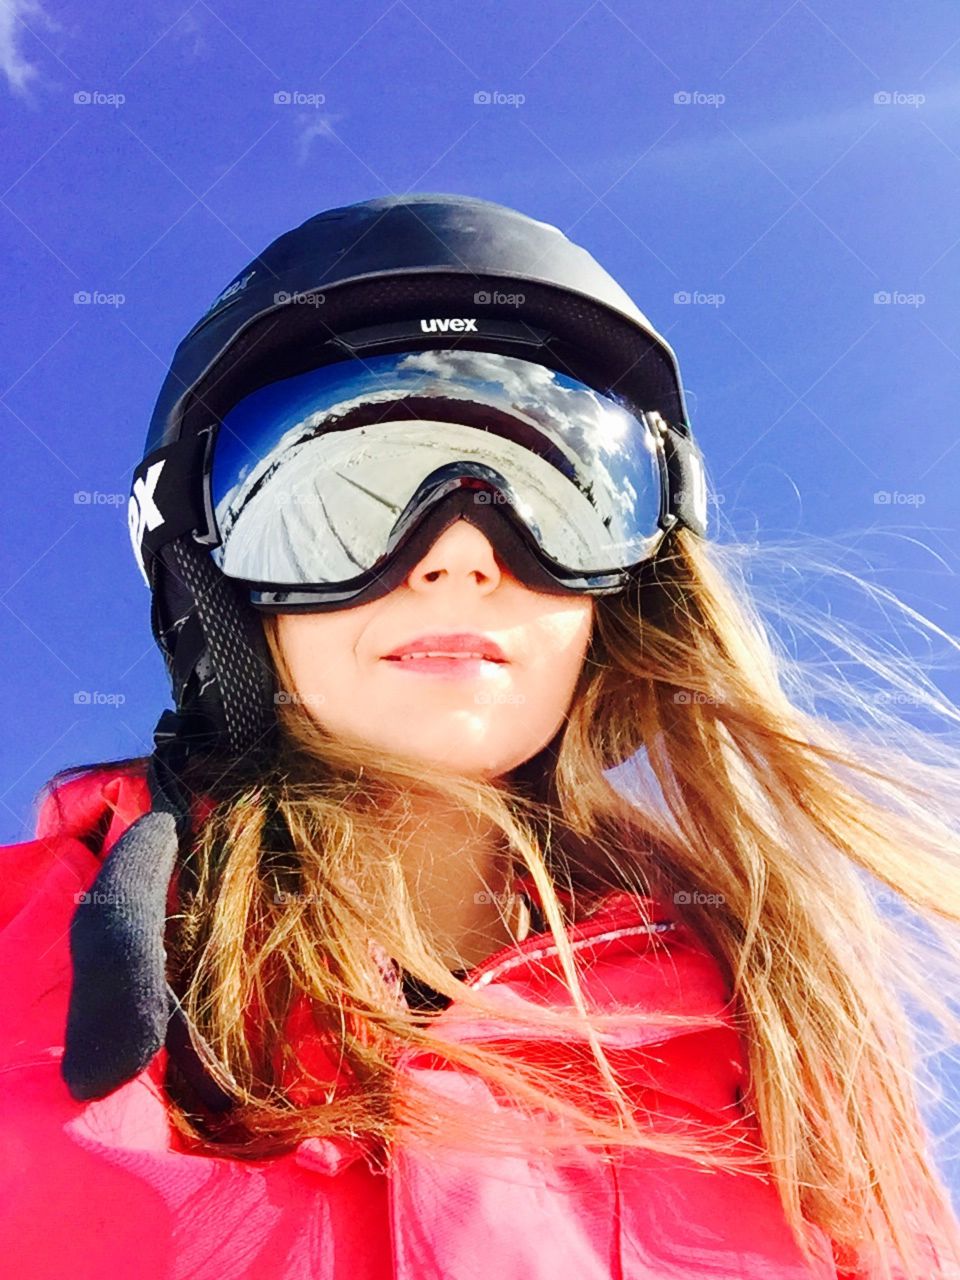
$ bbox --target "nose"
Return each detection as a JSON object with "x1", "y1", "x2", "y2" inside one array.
[{"x1": 406, "y1": 519, "x2": 503, "y2": 595}]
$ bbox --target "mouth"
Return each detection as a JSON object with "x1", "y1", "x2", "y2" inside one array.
[
  {"x1": 381, "y1": 632, "x2": 509, "y2": 678},
  {"x1": 382, "y1": 632, "x2": 508, "y2": 663}
]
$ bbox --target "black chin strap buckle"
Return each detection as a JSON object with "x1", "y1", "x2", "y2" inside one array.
[
  {"x1": 150, "y1": 707, "x2": 222, "y2": 836},
  {"x1": 153, "y1": 707, "x2": 189, "y2": 761},
  {"x1": 148, "y1": 709, "x2": 195, "y2": 838}
]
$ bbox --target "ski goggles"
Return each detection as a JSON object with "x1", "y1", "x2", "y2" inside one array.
[{"x1": 133, "y1": 348, "x2": 707, "y2": 609}]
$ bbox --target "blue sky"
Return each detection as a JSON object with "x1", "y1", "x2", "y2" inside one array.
[{"x1": 1, "y1": 0, "x2": 959, "y2": 1195}]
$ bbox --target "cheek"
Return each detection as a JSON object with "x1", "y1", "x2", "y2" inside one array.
[
  {"x1": 520, "y1": 604, "x2": 594, "y2": 710},
  {"x1": 274, "y1": 616, "x2": 359, "y2": 705},
  {"x1": 538, "y1": 600, "x2": 593, "y2": 665}
]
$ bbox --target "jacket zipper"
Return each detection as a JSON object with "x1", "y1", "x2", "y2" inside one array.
[{"x1": 458, "y1": 893, "x2": 675, "y2": 991}]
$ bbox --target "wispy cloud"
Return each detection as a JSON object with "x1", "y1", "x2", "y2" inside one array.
[
  {"x1": 295, "y1": 113, "x2": 343, "y2": 166},
  {"x1": 0, "y1": 0, "x2": 57, "y2": 98},
  {"x1": 174, "y1": 9, "x2": 206, "y2": 61},
  {"x1": 637, "y1": 82, "x2": 960, "y2": 174}
]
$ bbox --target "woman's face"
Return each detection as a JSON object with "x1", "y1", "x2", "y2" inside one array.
[{"x1": 272, "y1": 519, "x2": 595, "y2": 778}]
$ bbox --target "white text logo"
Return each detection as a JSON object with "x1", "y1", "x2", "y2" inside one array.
[
  {"x1": 208, "y1": 269, "x2": 256, "y2": 314},
  {"x1": 128, "y1": 460, "x2": 166, "y2": 586},
  {"x1": 420, "y1": 317, "x2": 478, "y2": 333}
]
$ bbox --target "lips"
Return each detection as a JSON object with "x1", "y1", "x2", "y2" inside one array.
[{"x1": 383, "y1": 632, "x2": 508, "y2": 663}]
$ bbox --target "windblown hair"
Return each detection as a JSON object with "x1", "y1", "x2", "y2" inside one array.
[{"x1": 45, "y1": 528, "x2": 960, "y2": 1278}]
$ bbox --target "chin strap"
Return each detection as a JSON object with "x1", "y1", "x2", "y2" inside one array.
[{"x1": 63, "y1": 529, "x2": 278, "y2": 1106}]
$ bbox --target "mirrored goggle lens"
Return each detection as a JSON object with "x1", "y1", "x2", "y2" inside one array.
[{"x1": 209, "y1": 348, "x2": 667, "y2": 584}]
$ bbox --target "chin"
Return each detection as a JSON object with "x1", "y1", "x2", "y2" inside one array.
[{"x1": 396, "y1": 744, "x2": 516, "y2": 779}]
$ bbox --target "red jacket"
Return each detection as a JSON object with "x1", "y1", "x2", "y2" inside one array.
[{"x1": 0, "y1": 766, "x2": 870, "y2": 1278}]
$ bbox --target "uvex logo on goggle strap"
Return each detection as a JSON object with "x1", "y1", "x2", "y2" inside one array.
[
  {"x1": 128, "y1": 460, "x2": 166, "y2": 587},
  {"x1": 420, "y1": 317, "x2": 478, "y2": 333}
]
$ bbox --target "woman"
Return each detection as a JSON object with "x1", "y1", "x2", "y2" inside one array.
[{"x1": 1, "y1": 193, "x2": 958, "y2": 1280}]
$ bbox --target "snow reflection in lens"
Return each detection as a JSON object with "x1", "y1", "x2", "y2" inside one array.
[{"x1": 210, "y1": 350, "x2": 665, "y2": 583}]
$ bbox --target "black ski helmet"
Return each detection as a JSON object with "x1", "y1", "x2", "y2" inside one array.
[
  {"x1": 133, "y1": 192, "x2": 705, "y2": 766},
  {"x1": 63, "y1": 193, "x2": 707, "y2": 1104}
]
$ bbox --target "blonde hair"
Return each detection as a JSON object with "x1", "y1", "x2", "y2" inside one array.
[{"x1": 150, "y1": 527, "x2": 960, "y2": 1278}]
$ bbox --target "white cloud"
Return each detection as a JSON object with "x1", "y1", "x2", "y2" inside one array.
[
  {"x1": 0, "y1": 0, "x2": 56, "y2": 98},
  {"x1": 634, "y1": 83, "x2": 960, "y2": 175},
  {"x1": 295, "y1": 113, "x2": 343, "y2": 166},
  {"x1": 174, "y1": 9, "x2": 206, "y2": 60}
]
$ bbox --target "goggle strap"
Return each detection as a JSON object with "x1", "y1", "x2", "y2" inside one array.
[
  {"x1": 130, "y1": 430, "x2": 216, "y2": 587},
  {"x1": 662, "y1": 427, "x2": 708, "y2": 538}
]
